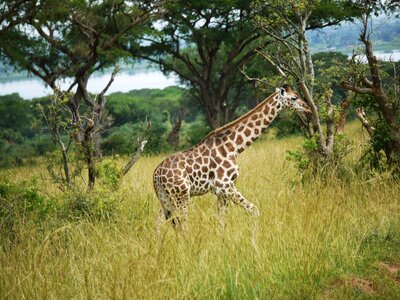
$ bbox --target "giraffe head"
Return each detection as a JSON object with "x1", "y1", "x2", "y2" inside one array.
[{"x1": 276, "y1": 84, "x2": 311, "y2": 113}]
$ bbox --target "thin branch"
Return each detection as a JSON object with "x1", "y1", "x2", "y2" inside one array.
[
  {"x1": 123, "y1": 121, "x2": 151, "y2": 176},
  {"x1": 355, "y1": 107, "x2": 375, "y2": 137},
  {"x1": 240, "y1": 65, "x2": 272, "y2": 86},
  {"x1": 326, "y1": 99, "x2": 335, "y2": 153},
  {"x1": 98, "y1": 65, "x2": 120, "y2": 102},
  {"x1": 255, "y1": 50, "x2": 287, "y2": 77}
]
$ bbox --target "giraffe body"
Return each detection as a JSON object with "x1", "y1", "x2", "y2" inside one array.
[{"x1": 153, "y1": 86, "x2": 310, "y2": 227}]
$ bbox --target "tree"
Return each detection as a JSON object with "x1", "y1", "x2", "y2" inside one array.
[
  {"x1": 253, "y1": 0, "x2": 360, "y2": 165},
  {"x1": 121, "y1": 0, "x2": 273, "y2": 129},
  {"x1": 0, "y1": 0, "x2": 39, "y2": 35},
  {"x1": 341, "y1": 2, "x2": 400, "y2": 170},
  {"x1": 1, "y1": 0, "x2": 162, "y2": 188}
]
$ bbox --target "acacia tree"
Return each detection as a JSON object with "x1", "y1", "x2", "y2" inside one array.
[
  {"x1": 253, "y1": 0, "x2": 359, "y2": 165},
  {"x1": 0, "y1": 0, "x2": 39, "y2": 35},
  {"x1": 120, "y1": 0, "x2": 274, "y2": 129},
  {"x1": 1, "y1": 0, "x2": 162, "y2": 188},
  {"x1": 341, "y1": 1, "x2": 400, "y2": 170}
]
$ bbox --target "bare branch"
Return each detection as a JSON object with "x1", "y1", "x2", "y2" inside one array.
[
  {"x1": 326, "y1": 100, "x2": 335, "y2": 153},
  {"x1": 255, "y1": 50, "x2": 287, "y2": 77},
  {"x1": 123, "y1": 121, "x2": 151, "y2": 176},
  {"x1": 341, "y1": 82, "x2": 374, "y2": 94},
  {"x1": 355, "y1": 107, "x2": 375, "y2": 137},
  {"x1": 240, "y1": 65, "x2": 272, "y2": 86},
  {"x1": 98, "y1": 65, "x2": 120, "y2": 102}
]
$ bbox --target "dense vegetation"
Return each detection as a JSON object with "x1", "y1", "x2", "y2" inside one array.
[
  {"x1": 1, "y1": 124, "x2": 400, "y2": 299},
  {"x1": 1, "y1": 0, "x2": 400, "y2": 298}
]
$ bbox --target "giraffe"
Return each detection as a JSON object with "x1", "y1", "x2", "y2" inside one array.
[
  {"x1": 167, "y1": 116, "x2": 182, "y2": 149},
  {"x1": 153, "y1": 85, "x2": 311, "y2": 228}
]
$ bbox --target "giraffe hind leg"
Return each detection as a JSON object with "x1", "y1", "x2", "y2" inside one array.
[
  {"x1": 154, "y1": 184, "x2": 176, "y2": 233},
  {"x1": 164, "y1": 209, "x2": 183, "y2": 229},
  {"x1": 169, "y1": 188, "x2": 190, "y2": 230}
]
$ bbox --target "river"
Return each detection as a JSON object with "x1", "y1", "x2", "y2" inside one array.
[
  {"x1": 0, "y1": 50, "x2": 399, "y2": 99},
  {"x1": 0, "y1": 70, "x2": 179, "y2": 99}
]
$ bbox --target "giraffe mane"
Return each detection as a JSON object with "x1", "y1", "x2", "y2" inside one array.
[{"x1": 199, "y1": 91, "x2": 279, "y2": 142}]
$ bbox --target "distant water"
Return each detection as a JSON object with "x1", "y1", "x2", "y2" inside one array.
[
  {"x1": 354, "y1": 50, "x2": 400, "y2": 63},
  {"x1": 0, "y1": 70, "x2": 179, "y2": 99},
  {"x1": 0, "y1": 50, "x2": 398, "y2": 99}
]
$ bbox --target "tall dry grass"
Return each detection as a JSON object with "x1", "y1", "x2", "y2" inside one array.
[{"x1": 1, "y1": 122, "x2": 400, "y2": 299}]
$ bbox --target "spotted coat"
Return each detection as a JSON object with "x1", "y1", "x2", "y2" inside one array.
[{"x1": 153, "y1": 86, "x2": 309, "y2": 227}]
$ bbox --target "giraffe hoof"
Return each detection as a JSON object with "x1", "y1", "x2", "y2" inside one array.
[{"x1": 252, "y1": 206, "x2": 260, "y2": 217}]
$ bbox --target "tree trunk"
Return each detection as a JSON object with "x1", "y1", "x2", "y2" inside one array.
[
  {"x1": 342, "y1": 14, "x2": 400, "y2": 168},
  {"x1": 84, "y1": 123, "x2": 96, "y2": 189},
  {"x1": 336, "y1": 98, "x2": 349, "y2": 134},
  {"x1": 202, "y1": 93, "x2": 222, "y2": 129},
  {"x1": 59, "y1": 141, "x2": 71, "y2": 186}
]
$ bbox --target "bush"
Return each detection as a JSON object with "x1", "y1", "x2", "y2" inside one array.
[
  {"x1": 97, "y1": 158, "x2": 123, "y2": 190},
  {"x1": 287, "y1": 134, "x2": 354, "y2": 180},
  {"x1": 182, "y1": 116, "x2": 211, "y2": 146},
  {"x1": 102, "y1": 121, "x2": 170, "y2": 155},
  {"x1": 273, "y1": 110, "x2": 303, "y2": 138},
  {"x1": 0, "y1": 176, "x2": 57, "y2": 244},
  {"x1": 63, "y1": 189, "x2": 117, "y2": 221}
]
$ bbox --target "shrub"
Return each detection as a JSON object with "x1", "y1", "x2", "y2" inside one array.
[
  {"x1": 96, "y1": 158, "x2": 123, "y2": 190},
  {"x1": 63, "y1": 189, "x2": 116, "y2": 221},
  {"x1": 287, "y1": 134, "x2": 354, "y2": 180},
  {"x1": 0, "y1": 176, "x2": 57, "y2": 244}
]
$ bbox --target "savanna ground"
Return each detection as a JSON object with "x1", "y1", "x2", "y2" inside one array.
[{"x1": 1, "y1": 122, "x2": 400, "y2": 299}]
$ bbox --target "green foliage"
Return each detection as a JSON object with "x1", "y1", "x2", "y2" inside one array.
[
  {"x1": 44, "y1": 149, "x2": 83, "y2": 187},
  {"x1": 0, "y1": 174, "x2": 117, "y2": 242},
  {"x1": 347, "y1": 60, "x2": 400, "y2": 172},
  {"x1": 182, "y1": 116, "x2": 211, "y2": 146},
  {"x1": 0, "y1": 94, "x2": 54, "y2": 167},
  {"x1": 134, "y1": 0, "x2": 271, "y2": 128},
  {"x1": 107, "y1": 87, "x2": 184, "y2": 126},
  {"x1": 287, "y1": 134, "x2": 354, "y2": 180},
  {"x1": 97, "y1": 158, "x2": 123, "y2": 190},
  {"x1": 0, "y1": 176, "x2": 53, "y2": 219},
  {"x1": 357, "y1": 117, "x2": 397, "y2": 172},
  {"x1": 312, "y1": 51, "x2": 349, "y2": 103},
  {"x1": 63, "y1": 189, "x2": 116, "y2": 221},
  {"x1": 273, "y1": 110, "x2": 303, "y2": 138},
  {"x1": 0, "y1": 175, "x2": 57, "y2": 244}
]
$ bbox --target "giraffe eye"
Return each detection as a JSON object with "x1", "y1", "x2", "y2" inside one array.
[{"x1": 291, "y1": 96, "x2": 298, "y2": 101}]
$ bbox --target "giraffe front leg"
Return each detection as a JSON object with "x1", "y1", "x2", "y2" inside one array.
[
  {"x1": 217, "y1": 195, "x2": 229, "y2": 228},
  {"x1": 155, "y1": 208, "x2": 167, "y2": 237},
  {"x1": 220, "y1": 185, "x2": 260, "y2": 217}
]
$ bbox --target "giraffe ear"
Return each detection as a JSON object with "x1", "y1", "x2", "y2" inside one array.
[
  {"x1": 275, "y1": 88, "x2": 281, "y2": 93},
  {"x1": 280, "y1": 88, "x2": 285, "y2": 96}
]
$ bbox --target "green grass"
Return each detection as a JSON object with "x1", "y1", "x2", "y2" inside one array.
[{"x1": 1, "y1": 123, "x2": 400, "y2": 299}]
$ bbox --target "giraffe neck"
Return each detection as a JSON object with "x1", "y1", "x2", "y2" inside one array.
[{"x1": 202, "y1": 92, "x2": 282, "y2": 157}]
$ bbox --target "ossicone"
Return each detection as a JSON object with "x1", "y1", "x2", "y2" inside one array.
[{"x1": 282, "y1": 84, "x2": 292, "y2": 92}]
